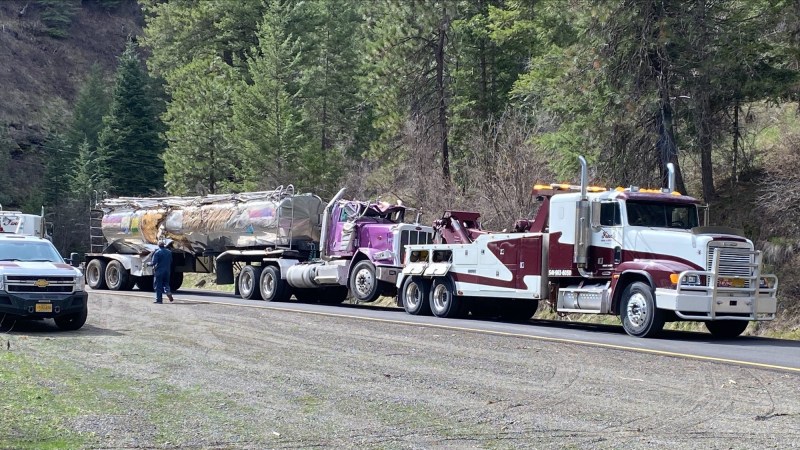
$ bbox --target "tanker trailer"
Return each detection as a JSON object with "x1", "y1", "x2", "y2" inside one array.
[{"x1": 84, "y1": 186, "x2": 323, "y2": 292}]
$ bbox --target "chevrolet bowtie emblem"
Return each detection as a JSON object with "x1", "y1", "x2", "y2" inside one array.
[{"x1": 34, "y1": 279, "x2": 50, "y2": 288}]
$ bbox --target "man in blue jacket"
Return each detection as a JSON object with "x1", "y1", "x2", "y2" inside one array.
[{"x1": 150, "y1": 241, "x2": 174, "y2": 303}]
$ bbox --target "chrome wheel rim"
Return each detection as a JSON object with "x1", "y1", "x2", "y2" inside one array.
[
  {"x1": 108, "y1": 266, "x2": 119, "y2": 287},
  {"x1": 354, "y1": 268, "x2": 375, "y2": 297},
  {"x1": 405, "y1": 281, "x2": 422, "y2": 311},
  {"x1": 626, "y1": 293, "x2": 648, "y2": 329},
  {"x1": 241, "y1": 270, "x2": 254, "y2": 295},
  {"x1": 261, "y1": 271, "x2": 275, "y2": 298},
  {"x1": 87, "y1": 264, "x2": 100, "y2": 285},
  {"x1": 432, "y1": 283, "x2": 449, "y2": 313}
]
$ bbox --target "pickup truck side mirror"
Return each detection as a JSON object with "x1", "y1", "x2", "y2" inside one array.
[{"x1": 68, "y1": 252, "x2": 81, "y2": 267}]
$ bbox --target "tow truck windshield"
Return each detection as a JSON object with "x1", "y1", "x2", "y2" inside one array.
[{"x1": 626, "y1": 201, "x2": 699, "y2": 229}]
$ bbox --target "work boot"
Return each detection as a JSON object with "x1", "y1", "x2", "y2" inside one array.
[{"x1": 167, "y1": 293, "x2": 174, "y2": 302}]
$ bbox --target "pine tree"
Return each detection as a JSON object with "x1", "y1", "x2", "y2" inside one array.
[
  {"x1": 67, "y1": 63, "x2": 110, "y2": 154},
  {"x1": 232, "y1": 1, "x2": 306, "y2": 191},
  {"x1": 97, "y1": 40, "x2": 166, "y2": 196},
  {"x1": 162, "y1": 56, "x2": 241, "y2": 195}
]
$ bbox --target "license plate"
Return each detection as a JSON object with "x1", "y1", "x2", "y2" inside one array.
[
  {"x1": 718, "y1": 278, "x2": 745, "y2": 288},
  {"x1": 35, "y1": 303, "x2": 53, "y2": 313}
]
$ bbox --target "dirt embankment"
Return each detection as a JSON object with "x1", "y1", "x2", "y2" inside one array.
[{"x1": 3, "y1": 293, "x2": 799, "y2": 449}]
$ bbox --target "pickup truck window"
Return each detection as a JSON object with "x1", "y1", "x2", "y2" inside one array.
[{"x1": 0, "y1": 240, "x2": 63, "y2": 263}]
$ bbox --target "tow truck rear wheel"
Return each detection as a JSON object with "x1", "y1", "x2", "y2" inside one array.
[
  {"x1": 350, "y1": 260, "x2": 381, "y2": 303},
  {"x1": 86, "y1": 259, "x2": 107, "y2": 289},
  {"x1": 105, "y1": 260, "x2": 133, "y2": 291},
  {"x1": 705, "y1": 320, "x2": 749, "y2": 338},
  {"x1": 620, "y1": 281, "x2": 664, "y2": 338},
  {"x1": 260, "y1": 266, "x2": 290, "y2": 302},
  {"x1": 239, "y1": 265, "x2": 263, "y2": 300},
  {"x1": 429, "y1": 276, "x2": 463, "y2": 318},
  {"x1": 401, "y1": 276, "x2": 431, "y2": 316}
]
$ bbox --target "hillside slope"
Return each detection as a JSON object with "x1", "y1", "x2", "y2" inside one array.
[{"x1": 0, "y1": 0, "x2": 142, "y2": 208}]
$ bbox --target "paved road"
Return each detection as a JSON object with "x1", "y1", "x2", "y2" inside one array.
[{"x1": 96, "y1": 288, "x2": 800, "y2": 373}]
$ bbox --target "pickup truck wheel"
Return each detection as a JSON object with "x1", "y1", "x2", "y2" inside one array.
[
  {"x1": 54, "y1": 307, "x2": 88, "y2": 331},
  {"x1": 105, "y1": 260, "x2": 131, "y2": 291},
  {"x1": 349, "y1": 260, "x2": 381, "y2": 303},
  {"x1": 620, "y1": 281, "x2": 664, "y2": 338},
  {"x1": 239, "y1": 265, "x2": 263, "y2": 300},
  {"x1": 429, "y1": 276, "x2": 463, "y2": 318},
  {"x1": 402, "y1": 276, "x2": 431, "y2": 316},
  {"x1": 260, "y1": 266, "x2": 290, "y2": 302},
  {"x1": 136, "y1": 276, "x2": 154, "y2": 291},
  {"x1": 705, "y1": 320, "x2": 749, "y2": 338},
  {"x1": 169, "y1": 272, "x2": 183, "y2": 293},
  {"x1": 86, "y1": 259, "x2": 107, "y2": 289}
]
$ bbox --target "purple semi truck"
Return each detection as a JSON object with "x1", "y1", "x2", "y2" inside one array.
[{"x1": 86, "y1": 186, "x2": 433, "y2": 304}]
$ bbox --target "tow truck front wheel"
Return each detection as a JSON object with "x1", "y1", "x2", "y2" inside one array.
[
  {"x1": 705, "y1": 320, "x2": 749, "y2": 338},
  {"x1": 620, "y1": 282, "x2": 664, "y2": 338}
]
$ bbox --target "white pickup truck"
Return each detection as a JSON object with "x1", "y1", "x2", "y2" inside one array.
[{"x1": 0, "y1": 234, "x2": 88, "y2": 330}]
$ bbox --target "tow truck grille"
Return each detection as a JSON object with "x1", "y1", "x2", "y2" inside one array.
[{"x1": 706, "y1": 245, "x2": 753, "y2": 288}]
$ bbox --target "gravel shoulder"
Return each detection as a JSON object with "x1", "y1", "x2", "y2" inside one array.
[{"x1": 2, "y1": 292, "x2": 799, "y2": 449}]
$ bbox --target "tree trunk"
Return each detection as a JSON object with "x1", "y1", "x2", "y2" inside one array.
[{"x1": 436, "y1": 4, "x2": 451, "y2": 184}]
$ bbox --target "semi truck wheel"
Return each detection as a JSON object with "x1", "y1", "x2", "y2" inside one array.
[
  {"x1": 620, "y1": 281, "x2": 664, "y2": 338},
  {"x1": 105, "y1": 260, "x2": 133, "y2": 291},
  {"x1": 401, "y1": 276, "x2": 431, "y2": 316},
  {"x1": 705, "y1": 320, "x2": 749, "y2": 338},
  {"x1": 239, "y1": 265, "x2": 263, "y2": 300},
  {"x1": 429, "y1": 276, "x2": 463, "y2": 318},
  {"x1": 86, "y1": 259, "x2": 107, "y2": 290},
  {"x1": 54, "y1": 307, "x2": 88, "y2": 331},
  {"x1": 169, "y1": 272, "x2": 184, "y2": 292},
  {"x1": 349, "y1": 260, "x2": 381, "y2": 303},
  {"x1": 260, "y1": 266, "x2": 290, "y2": 302}
]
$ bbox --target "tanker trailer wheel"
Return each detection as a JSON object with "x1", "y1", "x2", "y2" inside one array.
[
  {"x1": 86, "y1": 259, "x2": 107, "y2": 290},
  {"x1": 169, "y1": 272, "x2": 184, "y2": 293},
  {"x1": 620, "y1": 281, "x2": 664, "y2": 338},
  {"x1": 239, "y1": 265, "x2": 263, "y2": 300},
  {"x1": 349, "y1": 260, "x2": 381, "y2": 303},
  {"x1": 429, "y1": 276, "x2": 464, "y2": 318},
  {"x1": 260, "y1": 266, "x2": 290, "y2": 302},
  {"x1": 136, "y1": 276, "x2": 154, "y2": 291},
  {"x1": 401, "y1": 276, "x2": 431, "y2": 316},
  {"x1": 705, "y1": 320, "x2": 749, "y2": 338},
  {"x1": 105, "y1": 260, "x2": 133, "y2": 291}
]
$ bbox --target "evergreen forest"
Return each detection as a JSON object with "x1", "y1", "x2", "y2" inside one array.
[{"x1": 1, "y1": 0, "x2": 800, "y2": 331}]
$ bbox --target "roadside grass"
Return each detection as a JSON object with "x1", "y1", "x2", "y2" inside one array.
[{"x1": 0, "y1": 344, "x2": 261, "y2": 449}]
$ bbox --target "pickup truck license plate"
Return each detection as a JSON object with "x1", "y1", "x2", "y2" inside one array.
[{"x1": 35, "y1": 303, "x2": 53, "y2": 313}]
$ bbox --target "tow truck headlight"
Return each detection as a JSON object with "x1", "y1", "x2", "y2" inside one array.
[
  {"x1": 759, "y1": 277, "x2": 772, "y2": 289},
  {"x1": 671, "y1": 273, "x2": 700, "y2": 286},
  {"x1": 74, "y1": 275, "x2": 85, "y2": 292}
]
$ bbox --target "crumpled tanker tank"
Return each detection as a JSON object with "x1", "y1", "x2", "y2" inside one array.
[{"x1": 98, "y1": 187, "x2": 324, "y2": 254}]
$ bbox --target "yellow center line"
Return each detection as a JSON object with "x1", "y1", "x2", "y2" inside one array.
[{"x1": 101, "y1": 292, "x2": 800, "y2": 374}]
